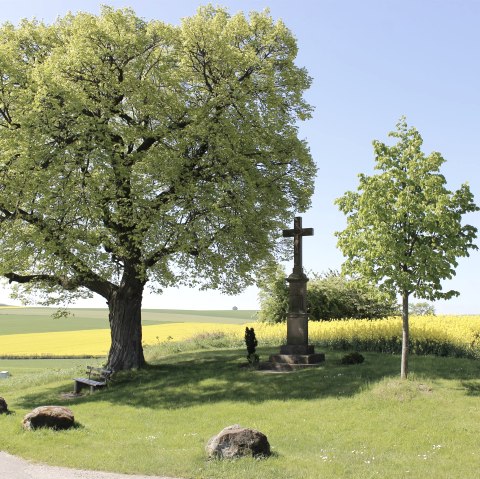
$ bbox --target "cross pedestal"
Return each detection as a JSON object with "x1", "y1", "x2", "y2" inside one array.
[
  {"x1": 281, "y1": 273, "x2": 310, "y2": 354},
  {"x1": 268, "y1": 217, "x2": 325, "y2": 370}
]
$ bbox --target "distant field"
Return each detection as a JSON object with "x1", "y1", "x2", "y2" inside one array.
[
  {"x1": 0, "y1": 307, "x2": 257, "y2": 335},
  {"x1": 142, "y1": 308, "x2": 257, "y2": 324},
  {"x1": 0, "y1": 322, "x2": 244, "y2": 357},
  {"x1": 0, "y1": 357, "x2": 101, "y2": 377}
]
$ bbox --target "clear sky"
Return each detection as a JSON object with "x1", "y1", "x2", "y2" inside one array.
[{"x1": 0, "y1": 0, "x2": 479, "y2": 313}]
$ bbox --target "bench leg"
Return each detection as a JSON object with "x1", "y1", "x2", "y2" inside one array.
[{"x1": 74, "y1": 381, "x2": 81, "y2": 394}]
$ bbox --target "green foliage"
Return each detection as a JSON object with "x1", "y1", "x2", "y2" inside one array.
[
  {"x1": 244, "y1": 326, "x2": 259, "y2": 365},
  {"x1": 336, "y1": 118, "x2": 478, "y2": 302},
  {"x1": 308, "y1": 271, "x2": 398, "y2": 320},
  {"x1": 335, "y1": 117, "x2": 479, "y2": 377},
  {"x1": 0, "y1": 6, "x2": 315, "y2": 369},
  {"x1": 50, "y1": 308, "x2": 73, "y2": 320},
  {"x1": 257, "y1": 266, "x2": 290, "y2": 323},
  {"x1": 410, "y1": 302, "x2": 435, "y2": 316},
  {"x1": 340, "y1": 351, "x2": 365, "y2": 365},
  {"x1": 257, "y1": 267, "x2": 397, "y2": 322},
  {"x1": 0, "y1": 6, "x2": 315, "y2": 298}
]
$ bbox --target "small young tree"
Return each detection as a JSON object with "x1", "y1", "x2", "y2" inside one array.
[
  {"x1": 245, "y1": 327, "x2": 259, "y2": 365},
  {"x1": 335, "y1": 118, "x2": 478, "y2": 378}
]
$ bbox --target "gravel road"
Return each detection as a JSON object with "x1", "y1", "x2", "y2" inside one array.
[{"x1": 0, "y1": 452, "x2": 182, "y2": 479}]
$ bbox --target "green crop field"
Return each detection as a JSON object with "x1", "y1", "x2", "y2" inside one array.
[{"x1": 0, "y1": 307, "x2": 257, "y2": 335}]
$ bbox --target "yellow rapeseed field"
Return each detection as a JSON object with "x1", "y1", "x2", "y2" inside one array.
[
  {"x1": 0, "y1": 322, "x2": 242, "y2": 357},
  {"x1": 246, "y1": 315, "x2": 480, "y2": 357},
  {"x1": 1, "y1": 315, "x2": 479, "y2": 358},
  {"x1": 248, "y1": 315, "x2": 479, "y2": 342}
]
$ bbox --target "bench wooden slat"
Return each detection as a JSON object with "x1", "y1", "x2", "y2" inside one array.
[
  {"x1": 73, "y1": 366, "x2": 112, "y2": 394},
  {"x1": 73, "y1": 378, "x2": 106, "y2": 387}
]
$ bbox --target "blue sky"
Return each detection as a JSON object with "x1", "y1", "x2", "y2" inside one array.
[{"x1": 0, "y1": 1, "x2": 479, "y2": 313}]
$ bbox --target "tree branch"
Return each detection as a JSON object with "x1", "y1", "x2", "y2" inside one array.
[
  {"x1": 4, "y1": 207, "x2": 117, "y2": 299},
  {"x1": 5, "y1": 272, "x2": 78, "y2": 290}
]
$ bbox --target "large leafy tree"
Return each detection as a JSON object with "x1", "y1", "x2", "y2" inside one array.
[
  {"x1": 335, "y1": 119, "x2": 478, "y2": 378},
  {"x1": 0, "y1": 6, "x2": 315, "y2": 370}
]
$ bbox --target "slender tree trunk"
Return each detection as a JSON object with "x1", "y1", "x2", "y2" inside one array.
[
  {"x1": 400, "y1": 291, "x2": 409, "y2": 379},
  {"x1": 106, "y1": 277, "x2": 146, "y2": 371}
]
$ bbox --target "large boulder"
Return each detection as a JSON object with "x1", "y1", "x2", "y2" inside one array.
[
  {"x1": 0, "y1": 397, "x2": 8, "y2": 414},
  {"x1": 22, "y1": 406, "x2": 75, "y2": 430},
  {"x1": 206, "y1": 424, "x2": 271, "y2": 459}
]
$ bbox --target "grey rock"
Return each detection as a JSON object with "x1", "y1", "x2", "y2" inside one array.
[
  {"x1": 22, "y1": 405, "x2": 75, "y2": 430},
  {"x1": 206, "y1": 424, "x2": 271, "y2": 459}
]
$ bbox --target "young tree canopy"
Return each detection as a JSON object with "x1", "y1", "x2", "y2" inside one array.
[
  {"x1": 335, "y1": 118, "x2": 478, "y2": 378},
  {"x1": 0, "y1": 6, "x2": 316, "y2": 370}
]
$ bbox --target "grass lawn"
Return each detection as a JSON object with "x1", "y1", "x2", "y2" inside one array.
[{"x1": 1, "y1": 347, "x2": 480, "y2": 478}]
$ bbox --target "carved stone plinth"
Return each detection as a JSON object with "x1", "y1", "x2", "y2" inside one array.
[
  {"x1": 280, "y1": 344, "x2": 315, "y2": 355},
  {"x1": 270, "y1": 354, "x2": 326, "y2": 365},
  {"x1": 284, "y1": 312, "x2": 309, "y2": 348},
  {"x1": 263, "y1": 352, "x2": 325, "y2": 372},
  {"x1": 286, "y1": 274, "x2": 309, "y2": 320}
]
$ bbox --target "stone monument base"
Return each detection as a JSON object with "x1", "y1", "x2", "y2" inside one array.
[
  {"x1": 279, "y1": 344, "x2": 315, "y2": 355},
  {"x1": 263, "y1": 345, "x2": 325, "y2": 372}
]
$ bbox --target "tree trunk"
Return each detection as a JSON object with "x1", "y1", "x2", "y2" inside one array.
[
  {"x1": 106, "y1": 277, "x2": 146, "y2": 371},
  {"x1": 400, "y1": 291, "x2": 409, "y2": 379}
]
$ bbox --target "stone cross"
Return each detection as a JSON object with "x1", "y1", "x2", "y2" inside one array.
[
  {"x1": 282, "y1": 216, "x2": 314, "y2": 275},
  {"x1": 281, "y1": 216, "x2": 313, "y2": 353},
  {"x1": 269, "y1": 215, "x2": 325, "y2": 367}
]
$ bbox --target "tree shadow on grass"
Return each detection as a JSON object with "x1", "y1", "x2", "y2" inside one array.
[
  {"x1": 461, "y1": 380, "x2": 480, "y2": 396},
  {"x1": 15, "y1": 348, "x2": 480, "y2": 410}
]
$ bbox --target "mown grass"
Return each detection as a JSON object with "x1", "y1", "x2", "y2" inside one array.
[{"x1": 1, "y1": 344, "x2": 480, "y2": 479}]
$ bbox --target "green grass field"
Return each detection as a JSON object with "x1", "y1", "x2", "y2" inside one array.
[
  {"x1": 1, "y1": 308, "x2": 480, "y2": 478},
  {"x1": 0, "y1": 307, "x2": 256, "y2": 335},
  {"x1": 1, "y1": 347, "x2": 480, "y2": 479}
]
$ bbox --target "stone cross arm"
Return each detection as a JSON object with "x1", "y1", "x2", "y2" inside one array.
[{"x1": 282, "y1": 216, "x2": 314, "y2": 273}]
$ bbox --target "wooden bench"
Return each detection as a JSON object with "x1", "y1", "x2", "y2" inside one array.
[{"x1": 73, "y1": 366, "x2": 112, "y2": 394}]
